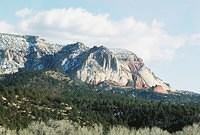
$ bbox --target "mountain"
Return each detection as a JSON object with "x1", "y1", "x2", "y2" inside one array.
[
  {"x1": 0, "y1": 33, "x2": 172, "y2": 93},
  {"x1": 0, "y1": 34, "x2": 200, "y2": 133}
]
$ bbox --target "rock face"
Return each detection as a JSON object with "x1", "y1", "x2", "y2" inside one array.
[
  {"x1": 153, "y1": 85, "x2": 168, "y2": 94},
  {"x1": 0, "y1": 33, "x2": 63, "y2": 73},
  {"x1": 0, "y1": 33, "x2": 173, "y2": 93}
]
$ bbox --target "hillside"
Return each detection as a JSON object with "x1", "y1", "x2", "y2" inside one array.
[{"x1": 0, "y1": 70, "x2": 200, "y2": 133}]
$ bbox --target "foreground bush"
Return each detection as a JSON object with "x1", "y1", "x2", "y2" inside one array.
[{"x1": 0, "y1": 120, "x2": 200, "y2": 135}]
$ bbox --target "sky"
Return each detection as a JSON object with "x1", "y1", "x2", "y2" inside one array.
[{"x1": 0, "y1": 0, "x2": 200, "y2": 92}]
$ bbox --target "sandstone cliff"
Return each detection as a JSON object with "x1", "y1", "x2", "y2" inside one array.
[{"x1": 0, "y1": 33, "x2": 173, "y2": 93}]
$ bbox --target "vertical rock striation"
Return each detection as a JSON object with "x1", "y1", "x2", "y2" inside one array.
[{"x1": 0, "y1": 33, "x2": 173, "y2": 93}]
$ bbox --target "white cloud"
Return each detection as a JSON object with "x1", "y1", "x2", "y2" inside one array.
[
  {"x1": 188, "y1": 34, "x2": 200, "y2": 46},
  {"x1": 6, "y1": 8, "x2": 192, "y2": 63},
  {"x1": 0, "y1": 21, "x2": 14, "y2": 33},
  {"x1": 16, "y1": 8, "x2": 32, "y2": 18}
]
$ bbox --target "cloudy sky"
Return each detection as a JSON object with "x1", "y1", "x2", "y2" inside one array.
[{"x1": 0, "y1": 0, "x2": 200, "y2": 92}]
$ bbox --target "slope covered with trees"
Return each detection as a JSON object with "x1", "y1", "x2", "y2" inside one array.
[{"x1": 0, "y1": 70, "x2": 200, "y2": 133}]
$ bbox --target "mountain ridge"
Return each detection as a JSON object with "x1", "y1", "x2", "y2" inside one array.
[{"x1": 0, "y1": 33, "x2": 173, "y2": 93}]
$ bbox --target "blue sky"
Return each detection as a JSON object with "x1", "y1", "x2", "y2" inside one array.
[
  {"x1": 1, "y1": 0, "x2": 200, "y2": 34},
  {"x1": 0, "y1": 0, "x2": 200, "y2": 91}
]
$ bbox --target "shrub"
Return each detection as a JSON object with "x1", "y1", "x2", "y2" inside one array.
[{"x1": 0, "y1": 120, "x2": 200, "y2": 135}]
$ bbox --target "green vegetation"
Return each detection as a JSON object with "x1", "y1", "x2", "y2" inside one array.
[{"x1": 0, "y1": 70, "x2": 200, "y2": 134}]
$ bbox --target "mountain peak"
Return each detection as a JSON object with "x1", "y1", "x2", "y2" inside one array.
[{"x1": 0, "y1": 33, "x2": 173, "y2": 93}]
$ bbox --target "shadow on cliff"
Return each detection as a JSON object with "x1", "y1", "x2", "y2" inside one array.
[
  {"x1": 18, "y1": 37, "x2": 119, "y2": 84},
  {"x1": 19, "y1": 38, "x2": 88, "y2": 79}
]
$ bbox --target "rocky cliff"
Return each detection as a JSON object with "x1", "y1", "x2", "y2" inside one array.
[{"x1": 0, "y1": 33, "x2": 173, "y2": 93}]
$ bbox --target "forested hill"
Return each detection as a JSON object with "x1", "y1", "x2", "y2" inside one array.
[{"x1": 0, "y1": 70, "x2": 200, "y2": 133}]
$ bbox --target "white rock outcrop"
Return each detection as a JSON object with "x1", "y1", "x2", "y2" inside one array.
[{"x1": 0, "y1": 33, "x2": 173, "y2": 93}]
